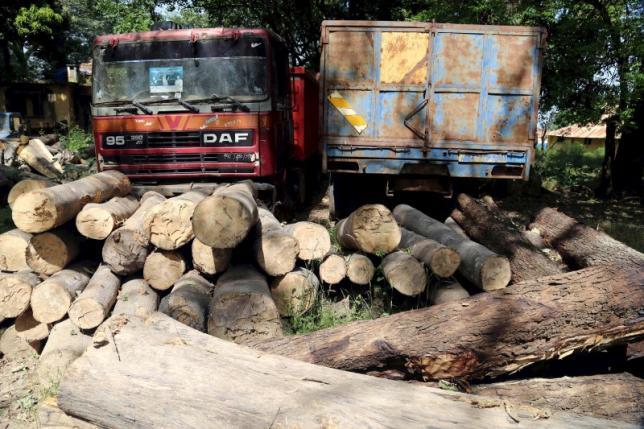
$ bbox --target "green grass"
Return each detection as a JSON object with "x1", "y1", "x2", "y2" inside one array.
[
  {"x1": 535, "y1": 143, "x2": 604, "y2": 191},
  {"x1": 287, "y1": 292, "x2": 374, "y2": 334}
]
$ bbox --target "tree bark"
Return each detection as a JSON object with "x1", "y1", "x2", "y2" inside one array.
[
  {"x1": 0, "y1": 271, "x2": 40, "y2": 319},
  {"x1": 143, "y1": 250, "x2": 187, "y2": 291},
  {"x1": 165, "y1": 270, "x2": 213, "y2": 332},
  {"x1": 37, "y1": 319, "x2": 91, "y2": 385},
  {"x1": 30, "y1": 262, "x2": 95, "y2": 324},
  {"x1": 283, "y1": 221, "x2": 331, "y2": 261},
  {"x1": 208, "y1": 265, "x2": 282, "y2": 344},
  {"x1": 0, "y1": 229, "x2": 32, "y2": 272},
  {"x1": 382, "y1": 251, "x2": 427, "y2": 296},
  {"x1": 270, "y1": 267, "x2": 319, "y2": 316},
  {"x1": 253, "y1": 264, "x2": 644, "y2": 381},
  {"x1": 75, "y1": 195, "x2": 139, "y2": 240},
  {"x1": 26, "y1": 229, "x2": 80, "y2": 275},
  {"x1": 145, "y1": 190, "x2": 207, "y2": 250},
  {"x1": 400, "y1": 228, "x2": 460, "y2": 278},
  {"x1": 0, "y1": 325, "x2": 43, "y2": 358},
  {"x1": 451, "y1": 194, "x2": 564, "y2": 283},
  {"x1": 431, "y1": 280, "x2": 470, "y2": 305},
  {"x1": 112, "y1": 279, "x2": 158, "y2": 319},
  {"x1": 530, "y1": 207, "x2": 644, "y2": 270},
  {"x1": 345, "y1": 253, "x2": 375, "y2": 285},
  {"x1": 192, "y1": 181, "x2": 258, "y2": 249},
  {"x1": 17, "y1": 138, "x2": 63, "y2": 178},
  {"x1": 336, "y1": 204, "x2": 401, "y2": 254},
  {"x1": 38, "y1": 396, "x2": 100, "y2": 429},
  {"x1": 7, "y1": 178, "x2": 54, "y2": 209},
  {"x1": 472, "y1": 373, "x2": 644, "y2": 424},
  {"x1": 14, "y1": 307, "x2": 50, "y2": 342},
  {"x1": 102, "y1": 191, "x2": 166, "y2": 275},
  {"x1": 56, "y1": 313, "x2": 631, "y2": 429},
  {"x1": 191, "y1": 238, "x2": 232, "y2": 275},
  {"x1": 253, "y1": 207, "x2": 299, "y2": 276},
  {"x1": 12, "y1": 171, "x2": 131, "y2": 233},
  {"x1": 393, "y1": 204, "x2": 511, "y2": 291},
  {"x1": 319, "y1": 254, "x2": 347, "y2": 285},
  {"x1": 68, "y1": 265, "x2": 120, "y2": 330}
]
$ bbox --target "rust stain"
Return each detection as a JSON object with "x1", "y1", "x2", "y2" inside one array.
[
  {"x1": 430, "y1": 93, "x2": 479, "y2": 141},
  {"x1": 406, "y1": 350, "x2": 480, "y2": 380},
  {"x1": 380, "y1": 32, "x2": 428, "y2": 85},
  {"x1": 435, "y1": 34, "x2": 482, "y2": 86},
  {"x1": 327, "y1": 31, "x2": 374, "y2": 85},
  {"x1": 494, "y1": 36, "x2": 533, "y2": 89}
]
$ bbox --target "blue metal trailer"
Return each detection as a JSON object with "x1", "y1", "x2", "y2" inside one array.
[{"x1": 320, "y1": 21, "x2": 546, "y2": 213}]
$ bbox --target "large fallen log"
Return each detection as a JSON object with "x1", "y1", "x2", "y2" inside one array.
[
  {"x1": 56, "y1": 313, "x2": 633, "y2": 429},
  {"x1": 102, "y1": 191, "x2": 166, "y2": 275},
  {"x1": 530, "y1": 207, "x2": 644, "y2": 270},
  {"x1": 12, "y1": 171, "x2": 131, "y2": 233},
  {"x1": 39, "y1": 396, "x2": 100, "y2": 429},
  {"x1": 253, "y1": 264, "x2": 644, "y2": 381},
  {"x1": 473, "y1": 373, "x2": 644, "y2": 425},
  {"x1": 145, "y1": 190, "x2": 207, "y2": 250},
  {"x1": 7, "y1": 178, "x2": 54, "y2": 209},
  {"x1": 0, "y1": 229, "x2": 32, "y2": 271},
  {"x1": 37, "y1": 319, "x2": 91, "y2": 385},
  {"x1": 336, "y1": 204, "x2": 401, "y2": 254},
  {"x1": 75, "y1": 195, "x2": 139, "y2": 240},
  {"x1": 393, "y1": 204, "x2": 511, "y2": 291},
  {"x1": 451, "y1": 194, "x2": 564, "y2": 283},
  {"x1": 17, "y1": 138, "x2": 63, "y2": 178},
  {"x1": 253, "y1": 208, "x2": 299, "y2": 276}
]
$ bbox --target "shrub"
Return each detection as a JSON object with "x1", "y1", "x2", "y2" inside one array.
[
  {"x1": 59, "y1": 126, "x2": 93, "y2": 153},
  {"x1": 535, "y1": 143, "x2": 604, "y2": 191}
]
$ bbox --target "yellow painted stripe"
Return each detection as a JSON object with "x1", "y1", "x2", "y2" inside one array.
[{"x1": 328, "y1": 91, "x2": 367, "y2": 134}]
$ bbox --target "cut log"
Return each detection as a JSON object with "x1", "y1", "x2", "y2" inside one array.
[
  {"x1": 336, "y1": 204, "x2": 401, "y2": 254},
  {"x1": 0, "y1": 229, "x2": 32, "y2": 271},
  {"x1": 1, "y1": 140, "x2": 19, "y2": 166},
  {"x1": 15, "y1": 308, "x2": 50, "y2": 342},
  {"x1": 253, "y1": 208, "x2": 299, "y2": 276},
  {"x1": 112, "y1": 279, "x2": 158, "y2": 319},
  {"x1": 56, "y1": 313, "x2": 631, "y2": 429},
  {"x1": 208, "y1": 265, "x2": 282, "y2": 344},
  {"x1": 39, "y1": 396, "x2": 101, "y2": 429},
  {"x1": 75, "y1": 195, "x2": 139, "y2": 240},
  {"x1": 400, "y1": 228, "x2": 460, "y2": 278},
  {"x1": 393, "y1": 204, "x2": 511, "y2": 291},
  {"x1": 191, "y1": 238, "x2": 232, "y2": 275},
  {"x1": 12, "y1": 170, "x2": 131, "y2": 233},
  {"x1": 283, "y1": 221, "x2": 331, "y2": 260},
  {"x1": 0, "y1": 271, "x2": 40, "y2": 319},
  {"x1": 444, "y1": 216, "x2": 468, "y2": 237},
  {"x1": 0, "y1": 325, "x2": 43, "y2": 358},
  {"x1": 253, "y1": 264, "x2": 644, "y2": 381},
  {"x1": 102, "y1": 191, "x2": 166, "y2": 275},
  {"x1": 7, "y1": 178, "x2": 54, "y2": 208},
  {"x1": 166, "y1": 271, "x2": 213, "y2": 331},
  {"x1": 381, "y1": 251, "x2": 427, "y2": 296},
  {"x1": 26, "y1": 228, "x2": 80, "y2": 275},
  {"x1": 451, "y1": 194, "x2": 564, "y2": 283},
  {"x1": 473, "y1": 373, "x2": 644, "y2": 425},
  {"x1": 68, "y1": 265, "x2": 120, "y2": 330},
  {"x1": 17, "y1": 138, "x2": 63, "y2": 178},
  {"x1": 270, "y1": 268, "x2": 319, "y2": 316},
  {"x1": 35, "y1": 134, "x2": 58, "y2": 145},
  {"x1": 431, "y1": 280, "x2": 470, "y2": 305},
  {"x1": 319, "y1": 254, "x2": 347, "y2": 285},
  {"x1": 30, "y1": 262, "x2": 95, "y2": 324},
  {"x1": 143, "y1": 250, "x2": 186, "y2": 291},
  {"x1": 530, "y1": 207, "x2": 644, "y2": 270},
  {"x1": 192, "y1": 181, "x2": 258, "y2": 249},
  {"x1": 37, "y1": 319, "x2": 91, "y2": 385},
  {"x1": 145, "y1": 190, "x2": 207, "y2": 250},
  {"x1": 345, "y1": 253, "x2": 375, "y2": 285}
]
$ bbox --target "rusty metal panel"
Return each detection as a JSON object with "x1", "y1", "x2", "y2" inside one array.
[
  {"x1": 378, "y1": 91, "x2": 426, "y2": 139},
  {"x1": 429, "y1": 93, "x2": 479, "y2": 141},
  {"x1": 488, "y1": 35, "x2": 535, "y2": 90},
  {"x1": 380, "y1": 32, "x2": 429, "y2": 85},
  {"x1": 485, "y1": 95, "x2": 532, "y2": 142},
  {"x1": 432, "y1": 33, "x2": 483, "y2": 88},
  {"x1": 325, "y1": 31, "x2": 375, "y2": 87}
]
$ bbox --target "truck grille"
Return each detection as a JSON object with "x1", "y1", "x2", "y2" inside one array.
[
  {"x1": 103, "y1": 153, "x2": 254, "y2": 164},
  {"x1": 146, "y1": 132, "x2": 201, "y2": 147}
]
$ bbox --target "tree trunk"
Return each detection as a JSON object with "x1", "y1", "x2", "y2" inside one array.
[
  {"x1": 192, "y1": 181, "x2": 258, "y2": 249},
  {"x1": 75, "y1": 195, "x2": 139, "y2": 240},
  {"x1": 17, "y1": 138, "x2": 63, "y2": 178},
  {"x1": 112, "y1": 279, "x2": 159, "y2": 319},
  {"x1": 431, "y1": 280, "x2": 470, "y2": 305},
  {"x1": 472, "y1": 373, "x2": 644, "y2": 425},
  {"x1": 12, "y1": 171, "x2": 130, "y2": 233},
  {"x1": 283, "y1": 221, "x2": 331, "y2": 261},
  {"x1": 30, "y1": 262, "x2": 95, "y2": 324},
  {"x1": 145, "y1": 190, "x2": 207, "y2": 250},
  {"x1": 208, "y1": 265, "x2": 282, "y2": 344},
  {"x1": 530, "y1": 207, "x2": 644, "y2": 270},
  {"x1": 102, "y1": 191, "x2": 166, "y2": 275},
  {"x1": 38, "y1": 396, "x2": 100, "y2": 429},
  {"x1": 0, "y1": 271, "x2": 40, "y2": 319},
  {"x1": 336, "y1": 204, "x2": 401, "y2": 254},
  {"x1": 393, "y1": 204, "x2": 511, "y2": 291},
  {"x1": 253, "y1": 264, "x2": 644, "y2": 381},
  {"x1": 57, "y1": 313, "x2": 629, "y2": 429},
  {"x1": 143, "y1": 250, "x2": 187, "y2": 291},
  {"x1": 37, "y1": 319, "x2": 91, "y2": 385},
  {"x1": 451, "y1": 194, "x2": 564, "y2": 283},
  {"x1": 270, "y1": 267, "x2": 319, "y2": 316},
  {"x1": 165, "y1": 270, "x2": 213, "y2": 332},
  {"x1": 253, "y1": 208, "x2": 299, "y2": 276},
  {"x1": 68, "y1": 265, "x2": 120, "y2": 329},
  {"x1": 345, "y1": 253, "x2": 375, "y2": 285},
  {"x1": 319, "y1": 254, "x2": 347, "y2": 285},
  {"x1": 14, "y1": 307, "x2": 50, "y2": 342},
  {"x1": 26, "y1": 229, "x2": 80, "y2": 275},
  {"x1": 7, "y1": 178, "x2": 54, "y2": 208},
  {"x1": 191, "y1": 238, "x2": 232, "y2": 275},
  {"x1": 400, "y1": 228, "x2": 460, "y2": 278},
  {"x1": 0, "y1": 229, "x2": 32, "y2": 271},
  {"x1": 381, "y1": 251, "x2": 427, "y2": 296}
]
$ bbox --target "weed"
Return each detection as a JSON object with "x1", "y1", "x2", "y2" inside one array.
[
  {"x1": 60, "y1": 126, "x2": 93, "y2": 153},
  {"x1": 535, "y1": 143, "x2": 604, "y2": 191}
]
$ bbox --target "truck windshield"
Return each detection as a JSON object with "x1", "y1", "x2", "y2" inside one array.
[{"x1": 92, "y1": 35, "x2": 268, "y2": 105}]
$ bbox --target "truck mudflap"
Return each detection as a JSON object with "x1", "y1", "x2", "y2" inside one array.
[{"x1": 325, "y1": 146, "x2": 531, "y2": 180}]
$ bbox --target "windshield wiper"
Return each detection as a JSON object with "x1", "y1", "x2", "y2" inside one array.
[
  {"x1": 140, "y1": 98, "x2": 199, "y2": 113},
  {"x1": 186, "y1": 94, "x2": 250, "y2": 112},
  {"x1": 94, "y1": 100, "x2": 153, "y2": 115}
]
